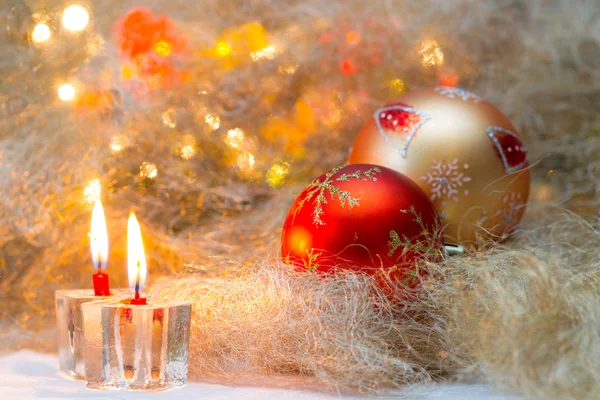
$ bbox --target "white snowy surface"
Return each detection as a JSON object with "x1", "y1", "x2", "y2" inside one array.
[{"x1": 0, "y1": 351, "x2": 523, "y2": 399}]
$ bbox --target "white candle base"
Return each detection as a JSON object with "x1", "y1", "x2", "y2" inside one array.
[
  {"x1": 55, "y1": 289, "x2": 129, "y2": 379},
  {"x1": 82, "y1": 298, "x2": 192, "y2": 391}
]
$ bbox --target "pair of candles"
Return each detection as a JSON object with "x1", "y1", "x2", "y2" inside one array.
[
  {"x1": 56, "y1": 199, "x2": 191, "y2": 392},
  {"x1": 90, "y1": 199, "x2": 147, "y2": 304}
]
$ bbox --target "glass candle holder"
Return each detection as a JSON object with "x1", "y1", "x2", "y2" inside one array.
[
  {"x1": 82, "y1": 298, "x2": 192, "y2": 391},
  {"x1": 55, "y1": 289, "x2": 129, "y2": 379}
]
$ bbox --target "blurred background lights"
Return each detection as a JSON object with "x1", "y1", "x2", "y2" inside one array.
[
  {"x1": 31, "y1": 23, "x2": 51, "y2": 44},
  {"x1": 215, "y1": 40, "x2": 232, "y2": 57},
  {"x1": 236, "y1": 152, "x2": 255, "y2": 170},
  {"x1": 58, "y1": 84, "x2": 76, "y2": 101},
  {"x1": 226, "y1": 128, "x2": 245, "y2": 149},
  {"x1": 84, "y1": 179, "x2": 101, "y2": 203},
  {"x1": 278, "y1": 64, "x2": 297, "y2": 74},
  {"x1": 62, "y1": 5, "x2": 90, "y2": 32},
  {"x1": 266, "y1": 162, "x2": 289, "y2": 187},
  {"x1": 251, "y1": 45, "x2": 277, "y2": 61},
  {"x1": 388, "y1": 78, "x2": 406, "y2": 94},
  {"x1": 180, "y1": 145, "x2": 195, "y2": 160},
  {"x1": 205, "y1": 114, "x2": 220, "y2": 130},
  {"x1": 419, "y1": 39, "x2": 444, "y2": 67},
  {"x1": 346, "y1": 30, "x2": 361, "y2": 45},
  {"x1": 140, "y1": 162, "x2": 158, "y2": 179},
  {"x1": 179, "y1": 135, "x2": 197, "y2": 160},
  {"x1": 110, "y1": 135, "x2": 128, "y2": 154},
  {"x1": 162, "y1": 108, "x2": 177, "y2": 128},
  {"x1": 155, "y1": 40, "x2": 171, "y2": 56}
]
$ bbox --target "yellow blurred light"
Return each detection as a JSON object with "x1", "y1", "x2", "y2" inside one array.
[
  {"x1": 237, "y1": 152, "x2": 255, "y2": 170},
  {"x1": 346, "y1": 30, "x2": 361, "y2": 45},
  {"x1": 225, "y1": 128, "x2": 245, "y2": 149},
  {"x1": 180, "y1": 145, "x2": 195, "y2": 160},
  {"x1": 32, "y1": 23, "x2": 51, "y2": 44},
  {"x1": 140, "y1": 162, "x2": 158, "y2": 179},
  {"x1": 215, "y1": 40, "x2": 232, "y2": 57},
  {"x1": 155, "y1": 40, "x2": 171, "y2": 56},
  {"x1": 84, "y1": 179, "x2": 101, "y2": 203},
  {"x1": 122, "y1": 66, "x2": 134, "y2": 80},
  {"x1": 266, "y1": 162, "x2": 289, "y2": 188},
  {"x1": 62, "y1": 5, "x2": 89, "y2": 32},
  {"x1": 162, "y1": 108, "x2": 177, "y2": 128},
  {"x1": 388, "y1": 78, "x2": 406, "y2": 94},
  {"x1": 419, "y1": 39, "x2": 444, "y2": 67},
  {"x1": 205, "y1": 113, "x2": 220, "y2": 130},
  {"x1": 90, "y1": 199, "x2": 108, "y2": 271},
  {"x1": 110, "y1": 135, "x2": 128, "y2": 154},
  {"x1": 58, "y1": 84, "x2": 76, "y2": 101},
  {"x1": 127, "y1": 212, "x2": 147, "y2": 294},
  {"x1": 250, "y1": 45, "x2": 277, "y2": 61}
]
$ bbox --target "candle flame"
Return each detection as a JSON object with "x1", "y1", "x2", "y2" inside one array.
[
  {"x1": 127, "y1": 213, "x2": 147, "y2": 294},
  {"x1": 90, "y1": 199, "x2": 108, "y2": 271}
]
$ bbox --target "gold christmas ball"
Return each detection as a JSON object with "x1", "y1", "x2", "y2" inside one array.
[{"x1": 348, "y1": 87, "x2": 530, "y2": 244}]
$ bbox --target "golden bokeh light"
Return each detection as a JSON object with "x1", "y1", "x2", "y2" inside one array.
[
  {"x1": 31, "y1": 23, "x2": 51, "y2": 44},
  {"x1": 278, "y1": 64, "x2": 298, "y2": 75},
  {"x1": 419, "y1": 39, "x2": 444, "y2": 67},
  {"x1": 180, "y1": 145, "x2": 196, "y2": 160},
  {"x1": 236, "y1": 151, "x2": 255, "y2": 171},
  {"x1": 266, "y1": 162, "x2": 290, "y2": 188},
  {"x1": 110, "y1": 135, "x2": 128, "y2": 154},
  {"x1": 58, "y1": 84, "x2": 76, "y2": 101},
  {"x1": 162, "y1": 108, "x2": 177, "y2": 128},
  {"x1": 85, "y1": 33, "x2": 105, "y2": 58},
  {"x1": 250, "y1": 45, "x2": 277, "y2": 61},
  {"x1": 155, "y1": 40, "x2": 171, "y2": 56},
  {"x1": 178, "y1": 134, "x2": 197, "y2": 160},
  {"x1": 215, "y1": 40, "x2": 232, "y2": 57},
  {"x1": 388, "y1": 78, "x2": 406, "y2": 94},
  {"x1": 205, "y1": 113, "x2": 220, "y2": 130},
  {"x1": 140, "y1": 162, "x2": 158, "y2": 179},
  {"x1": 62, "y1": 5, "x2": 89, "y2": 32},
  {"x1": 226, "y1": 128, "x2": 245, "y2": 149},
  {"x1": 84, "y1": 179, "x2": 101, "y2": 203}
]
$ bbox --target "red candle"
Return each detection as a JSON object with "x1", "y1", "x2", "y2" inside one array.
[
  {"x1": 90, "y1": 199, "x2": 111, "y2": 296},
  {"x1": 92, "y1": 271, "x2": 110, "y2": 296},
  {"x1": 129, "y1": 291, "x2": 147, "y2": 305}
]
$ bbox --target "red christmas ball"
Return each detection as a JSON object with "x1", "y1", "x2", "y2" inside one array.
[{"x1": 281, "y1": 164, "x2": 443, "y2": 291}]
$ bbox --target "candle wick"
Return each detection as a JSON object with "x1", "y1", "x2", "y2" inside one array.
[{"x1": 134, "y1": 259, "x2": 141, "y2": 294}]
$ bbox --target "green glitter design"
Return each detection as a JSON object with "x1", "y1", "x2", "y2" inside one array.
[
  {"x1": 292, "y1": 166, "x2": 381, "y2": 226},
  {"x1": 388, "y1": 206, "x2": 440, "y2": 257},
  {"x1": 304, "y1": 248, "x2": 322, "y2": 272}
]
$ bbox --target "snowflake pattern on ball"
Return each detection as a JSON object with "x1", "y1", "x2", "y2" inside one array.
[
  {"x1": 434, "y1": 86, "x2": 482, "y2": 103},
  {"x1": 373, "y1": 103, "x2": 431, "y2": 158},
  {"x1": 420, "y1": 159, "x2": 472, "y2": 203}
]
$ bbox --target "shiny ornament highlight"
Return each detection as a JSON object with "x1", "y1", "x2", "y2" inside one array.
[
  {"x1": 348, "y1": 87, "x2": 530, "y2": 244},
  {"x1": 281, "y1": 164, "x2": 443, "y2": 293}
]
